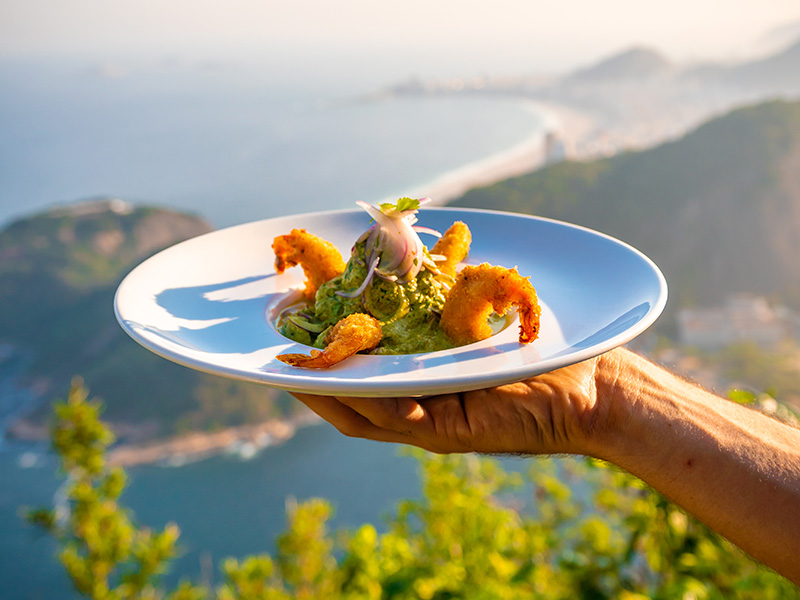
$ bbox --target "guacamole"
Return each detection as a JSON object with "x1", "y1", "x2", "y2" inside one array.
[{"x1": 278, "y1": 239, "x2": 455, "y2": 354}]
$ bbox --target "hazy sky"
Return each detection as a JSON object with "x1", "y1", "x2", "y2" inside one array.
[{"x1": 2, "y1": 0, "x2": 800, "y2": 74}]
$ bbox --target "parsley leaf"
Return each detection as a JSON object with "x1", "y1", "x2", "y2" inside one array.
[{"x1": 379, "y1": 197, "x2": 420, "y2": 214}]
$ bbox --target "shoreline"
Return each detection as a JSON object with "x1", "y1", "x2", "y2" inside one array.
[
  {"x1": 107, "y1": 410, "x2": 321, "y2": 468},
  {"x1": 378, "y1": 99, "x2": 600, "y2": 206}
]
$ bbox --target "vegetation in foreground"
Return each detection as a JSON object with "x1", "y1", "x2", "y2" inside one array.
[{"x1": 25, "y1": 382, "x2": 798, "y2": 599}]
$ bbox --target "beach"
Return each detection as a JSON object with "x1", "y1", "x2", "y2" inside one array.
[
  {"x1": 107, "y1": 411, "x2": 321, "y2": 467},
  {"x1": 394, "y1": 100, "x2": 599, "y2": 205}
]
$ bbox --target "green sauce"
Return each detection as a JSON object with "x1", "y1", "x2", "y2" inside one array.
[{"x1": 277, "y1": 241, "x2": 455, "y2": 354}]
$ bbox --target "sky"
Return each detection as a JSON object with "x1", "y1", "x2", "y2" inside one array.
[{"x1": 1, "y1": 1, "x2": 800, "y2": 76}]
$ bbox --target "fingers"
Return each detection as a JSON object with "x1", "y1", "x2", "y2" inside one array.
[
  {"x1": 290, "y1": 392, "x2": 425, "y2": 447},
  {"x1": 335, "y1": 396, "x2": 430, "y2": 435},
  {"x1": 291, "y1": 391, "x2": 479, "y2": 453}
]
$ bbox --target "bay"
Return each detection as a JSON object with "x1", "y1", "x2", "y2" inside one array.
[{"x1": 0, "y1": 57, "x2": 546, "y2": 228}]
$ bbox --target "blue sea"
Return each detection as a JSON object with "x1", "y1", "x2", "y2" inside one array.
[
  {"x1": 0, "y1": 56, "x2": 545, "y2": 228},
  {"x1": 0, "y1": 56, "x2": 548, "y2": 599}
]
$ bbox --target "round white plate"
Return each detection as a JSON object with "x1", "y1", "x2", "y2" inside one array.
[{"x1": 114, "y1": 207, "x2": 667, "y2": 397}]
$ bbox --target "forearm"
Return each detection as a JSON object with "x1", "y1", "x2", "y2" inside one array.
[{"x1": 589, "y1": 349, "x2": 800, "y2": 583}]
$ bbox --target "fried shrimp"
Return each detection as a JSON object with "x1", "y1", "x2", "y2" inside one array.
[
  {"x1": 430, "y1": 221, "x2": 471, "y2": 278},
  {"x1": 276, "y1": 313, "x2": 382, "y2": 368},
  {"x1": 440, "y1": 263, "x2": 541, "y2": 346},
  {"x1": 273, "y1": 229, "x2": 346, "y2": 302}
]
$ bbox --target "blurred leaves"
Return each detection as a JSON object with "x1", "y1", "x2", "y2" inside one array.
[{"x1": 26, "y1": 382, "x2": 799, "y2": 599}]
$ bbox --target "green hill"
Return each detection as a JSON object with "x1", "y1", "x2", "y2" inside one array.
[
  {"x1": 0, "y1": 199, "x2": 297, "y2": 439},
  {"x1": 451, "y1": 99, "x2": 800, "y2": 328}
]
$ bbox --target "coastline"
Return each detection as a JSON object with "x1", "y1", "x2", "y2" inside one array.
[
  {"x1": 386, "y1": 99, "x2": 600, "y2": 205},
  {"x1": 107, "y1": 410, "x2": 321, "y2": 468}
]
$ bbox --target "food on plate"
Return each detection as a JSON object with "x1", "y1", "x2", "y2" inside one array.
[
  {"x1": 273, "y1": 198, "x2": 539, "y2": 368},
  {"x1": 430, "y1": 220, "x2": 471, "y2": 279},
  {"x1": 275, "y1": 312, "x2": 382, "y2": 368},
  {"x1": 440, "y1": 264, "x2": 541, "y2": 346},
  {"x1": 272, "y1": 228, "x2": 346, "y2": 302}
]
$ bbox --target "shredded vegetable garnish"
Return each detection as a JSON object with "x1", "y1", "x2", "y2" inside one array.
[{"x1": 349, "y1": 198, "x2": 440, "y2": 290}]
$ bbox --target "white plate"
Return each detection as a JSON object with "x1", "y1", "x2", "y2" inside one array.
[{"x1": 114, "y1": 207, "x2": 667, "y2": 397}]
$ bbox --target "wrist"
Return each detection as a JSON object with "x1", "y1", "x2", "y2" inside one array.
[{"x1": 579, "y1": 347, "x2": 668, "y2": 462}]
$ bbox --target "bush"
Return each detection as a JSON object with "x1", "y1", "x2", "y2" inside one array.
[{"x1": 26, "y1": 382, "x2": 798, "y2": 599}]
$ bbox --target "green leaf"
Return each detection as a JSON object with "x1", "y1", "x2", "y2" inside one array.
[
  {"x1": 378, "y1": 197, "x2": 420, "y2": 214},
  {"x1": 728, "y1": 389, "x2": 756, "y2": 404}
]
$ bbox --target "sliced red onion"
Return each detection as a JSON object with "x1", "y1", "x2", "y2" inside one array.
[
  {"x1": 355, "y1": 199, "x2": 430, "y2": 284},
  {"x1": 286, "y1": 315, "x2": 326, "y2": 333},
  {"x1": 375, "y1": 271, "x2": 398, "y2": 282},
  {"x1": 413, "y1": 226, "x2": 441, "y2": 238},
  {"x1": 423, "y1": 256, "x2": 442, "y2": 272}
]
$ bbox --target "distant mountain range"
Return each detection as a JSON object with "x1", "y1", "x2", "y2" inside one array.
[
  {"x1": 555, "y1": 33, "x2": 800, "y2": 95},
  {"x1": 0, "y1": 199, "x2": 299, "y2": 440},
  {"x1": 379, "y1": 30, "x2": 800, "y2": 98},
  {"x1": 565, "y1": 46, "x2": 675, "y2": 82},
  {"x1": 681, "y1": 38, "x2": 800, "y2": 93},
  {"x1": 451, "y1": 99, "x2": 800, "y2": 330}
]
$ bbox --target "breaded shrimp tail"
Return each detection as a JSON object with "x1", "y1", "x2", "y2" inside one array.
[
  {"x1": 272, "y1": 229, "x2": 345, "y2": 302},
  {"x1": 276, "y1": 313, "x2": 382, "y2": 368},
  {"x1": 440, "y1": 263, "x2": 541, "y2": 346},
  {"x1": 430, "y1": 221, "x2": 471, "y2": 278}
]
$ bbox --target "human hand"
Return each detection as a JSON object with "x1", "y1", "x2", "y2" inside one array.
[{"x1": 291, "y1": 348, "x2": 627, "y2": 456}]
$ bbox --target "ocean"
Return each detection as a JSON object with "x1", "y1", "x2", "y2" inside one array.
[
  {"x1": 0, "y1": 425, "x2": 426, "y2": 598},
  {"x1": 0, "y1": 56, "x2": 548, "y2": 599},
  {"x1": 0, "y1": 56, "x2": 546, "y2": 228}
]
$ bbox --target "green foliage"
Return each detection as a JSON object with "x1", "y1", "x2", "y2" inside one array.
[
  {"x1": 0, "y1": 203, "x2": 299, "y2": 435},
  {"x1": 717, "y1": 342, "x2": 800, "y2": 403},
  {"x1": 26, "y1": 379, "x2": 206, "y2": 600},
  {"x1": 27, "y1": 383, "x2": 798, "y2": 599}
]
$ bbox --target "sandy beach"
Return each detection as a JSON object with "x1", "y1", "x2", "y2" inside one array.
[
  {"x1": 393, "y1": 100, "x2": 600, "y2": 205},
  {"x1": 107, "y1": 411, "x2": 321, "y2": 468}
]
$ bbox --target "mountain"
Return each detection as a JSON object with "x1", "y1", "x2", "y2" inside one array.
[
  {"x1": 565, "y1": 46, "x2": 674, "y2": 82},
  {"x1": 1, "y1": 199, "x2": 297, "y2": 439},
  {"x1": 727, "y1": 38, "x2": 800, "y2": 92},
  {"x1": 683, "y1": 37, "x2": 800, "y2": 94},
  {"x1": 751, "y1": 20, "x2": 800, "y2": 58},
  {"x1": 451, "y1": 99, "x2": 800, "y2": 329}
]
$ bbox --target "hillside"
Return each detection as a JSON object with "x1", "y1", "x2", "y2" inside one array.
[
  {"x1": 0, "y1": 199, "x2": 299, "y2": 439},
  {"x1": 728, "y1": 38, "x2": 800, "y2": 92},
  {"x1": 684, "y1": 38, "x2": 800, "y2": 94},
  {"x1": 452, "y1": 99, "x2": 800, "y2": 328},
  {"x1": 566, "y1": 46, "x2": 674, "y2": 82}
]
